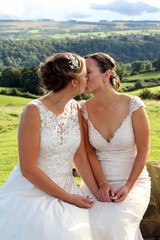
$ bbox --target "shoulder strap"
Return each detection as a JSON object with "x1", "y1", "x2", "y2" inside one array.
[
  {"x1": 129, "y1": 96, "x2": 145, "y2": 115},
  {"x1": 79, "y1": 100, "x2": 88, "y2": 119}
]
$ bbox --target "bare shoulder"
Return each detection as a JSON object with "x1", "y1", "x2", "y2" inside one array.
[
  {"x1": 20, "y1": 102, "x2": 40, "y2": 121},
  {"x1": 118, "y1": 93, "x2": 132, "y2": 103}
]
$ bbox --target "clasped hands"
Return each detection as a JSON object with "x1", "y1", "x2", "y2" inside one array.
[{"x1": 95, "y1": 182, "x2": 130, "y2": 203}]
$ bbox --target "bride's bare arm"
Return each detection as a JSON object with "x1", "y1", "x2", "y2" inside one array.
[
  {"x1": 115, "y1": 106, "x2": 150, "y2": 202},
  {"x1": 18, "y1": 104, "x2": 94, "y2": 208},
  {"x1": 73, "y1": 108, "x2": 98, "y2": 196}
]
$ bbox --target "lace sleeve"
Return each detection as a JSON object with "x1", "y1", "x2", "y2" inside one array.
[
  {"x1": 130, "y1": 96, "x2": 145, "y2": 114},
  {"x1": 79, "y1": 100, "x2": 88, "y2": 119}
]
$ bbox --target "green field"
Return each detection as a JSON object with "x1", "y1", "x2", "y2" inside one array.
[
  {"x1": 0, "y1": 95, "x2": 32, "y2": 185},
  {"x1": 120, "y1": 71, "x2": 160, "y2": 94},
  {"x1": 126, "y1": 71, "x2": 160, "y2": 81},
  {"x1": 122, "y1": 85, "x2": 160, "y2": 96},
  {"x1": 0, "y1": 94, "x2": 160, "y2": 186}
]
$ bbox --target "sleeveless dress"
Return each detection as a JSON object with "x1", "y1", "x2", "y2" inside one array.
[
  {"x1": 80, "y1": 96, "x2": 151, "y2": 240},
  {"x1": 0, "y1": 99, "x2": 92, "y2": 240}
]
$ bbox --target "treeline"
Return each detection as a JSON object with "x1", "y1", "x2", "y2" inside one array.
[
  {"x1": 0, "y1": 59, "x2": 160, "y2": 97},
  {"x1": 0, "y1": 67, "x2": 44, "y2": 96},
  {"x1": 0, "y1": 34, "x2": 160, "y2": 70}
]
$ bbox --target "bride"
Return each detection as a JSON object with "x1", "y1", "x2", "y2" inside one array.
[
  {"x1": 80, "y1": 52, "x2": 151, "y2": 240},
  {"x1": 0, "y1": 52, "x2": 98, "y2": 240}
]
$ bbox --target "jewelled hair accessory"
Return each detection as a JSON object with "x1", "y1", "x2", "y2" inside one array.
[{"x1": 67, "y1": 54, "x2": 79, "y2": 69}]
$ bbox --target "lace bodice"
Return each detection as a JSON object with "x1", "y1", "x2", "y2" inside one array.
[
  {"x1": 81, "y1": 96, "x2": 149, "y2": 183},
  {"x1": 31, "y1": 99, "x2": 80, "y2": 178}
]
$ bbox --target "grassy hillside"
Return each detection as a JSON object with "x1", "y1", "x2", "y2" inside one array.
[
  {"x1": 0, "y1": 95, "x2": 159, "y2": 186},
  {"x1": 126, "y1": 86, "x2": 160, "y2": 95},
  {"x1": 121, "y1": 71, "x2": 160, "y2": 90},
  {"x1": 126, "y1": 71, "x2": 160, "y2": 81}
]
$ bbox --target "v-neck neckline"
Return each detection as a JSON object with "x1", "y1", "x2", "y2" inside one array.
[
  {"x1": 84, "y1": 98, "x2": 133, "y2": 143},
  {"x1": 88, "y1": 115, "x2": 130, "y2": 143}
]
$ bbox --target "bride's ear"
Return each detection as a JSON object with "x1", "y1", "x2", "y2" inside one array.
[
  {"x1": 104, "y1": 70, "x2": 111, "y2": 82},
  {"x1": 71, "y1": 79, "x2": 77, "y2": 87}
]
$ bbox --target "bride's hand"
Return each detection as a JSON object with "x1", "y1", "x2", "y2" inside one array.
[
  {"x1": 69, "y1": 194, "x2": 94, "y2": 208},
  {"x1": 96, "y1": 182, "x2": 116, "y2": 202},
  {"x1": 114, "y1": 184, "x2": 131, "y2": 203}
]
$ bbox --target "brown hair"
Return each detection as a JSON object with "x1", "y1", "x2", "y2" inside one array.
[
  {"x1": 38, "y1": 52, "x2": 85, "y2": 92},
  {"x1": 84, "y1": 52, "x2": 120, "y2": 90}
]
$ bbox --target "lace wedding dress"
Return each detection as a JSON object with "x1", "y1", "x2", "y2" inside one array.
[
  {"x1": 0, "y1": 99, "x2": 92, "y2": 240},
  {"x1": 80, "y1": 96, "x2": 151, "y2": 240}
]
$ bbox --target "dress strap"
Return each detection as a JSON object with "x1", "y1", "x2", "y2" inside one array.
[{"x1": 129, "y1": 96, "x2": 145, "y2": 115}]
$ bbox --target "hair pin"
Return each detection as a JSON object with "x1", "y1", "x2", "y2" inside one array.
[{"x1": 67, "y1": 54, "x2": 79, "y2": 69}]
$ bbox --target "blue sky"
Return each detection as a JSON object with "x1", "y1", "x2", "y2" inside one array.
[{"x1": 0, "y1": 0, "x2": 160, "y2": 22}]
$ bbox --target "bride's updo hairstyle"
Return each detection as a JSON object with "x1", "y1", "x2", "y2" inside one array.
[
  {"x1": 38, "y1": 52, "x2": 85, "y2": 92},
  {"x1": 84, "y1": 52, "x2": 120, "y2": 90}
]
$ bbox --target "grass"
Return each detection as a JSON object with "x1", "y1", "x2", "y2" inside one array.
[
  {"x1": 123, "y1": 86, "x2": 160, "y2": 96},
  {"x1": 126, "y1": 71, "x2": 160, "y2": 81},
  {"x1": 144, "y1": 100, "x2": 160, "y2": 160},
  {"x1": 0, "y1": 95, "x2": 32, "y2": 185},
  {"x1": 0, "y1": 94, "x2": 32, "y2": 106},
  {"x1": 120, "y1": 71, "x2": 160, "y2": 91},
  {"x1": 0, "y1": 95, "x2": 159, "y2": 187}
]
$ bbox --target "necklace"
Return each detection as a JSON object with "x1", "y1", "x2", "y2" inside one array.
[
  {"x1": 98, "y1": 106, "x2": 103, "y2": 112},
  {"x1": 95, "y1": 100, "x2": 107, "y2": 112}
]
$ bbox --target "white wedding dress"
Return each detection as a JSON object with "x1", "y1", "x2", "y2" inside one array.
[
  {"x1": 0, "y1": 99, "x2": 92, "y2": 240},
  {"x1": 80, "y1": 96, "x2": 151, "y2": 240}
]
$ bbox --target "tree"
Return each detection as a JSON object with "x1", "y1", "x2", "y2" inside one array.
[
  {"x1": 115, "y1": 63, "x2": 129, "y2": 82},
  {"x1": 21, "y1": 67, "x2": 45, "y2": 95},
  {"x1": 131, "y1": 60, "x2": 146, "y2": 74},
  {"x1": 135, "y1": 80, "x2": 145, "y2": 89},
  {"x1": 153, "y1": 58, "x2": 160, "y2": 71},
  {"x1": 0, "y1": 67, "x2": 21, "y2": 87},
  {"x1": 144, "y1": 60, "x2": 153, "y2": 72}
]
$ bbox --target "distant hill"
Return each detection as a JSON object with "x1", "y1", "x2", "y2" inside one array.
[
  {"x1": 0, "y1": 20, "x2": 160, "y2": 39},
  {"x1": 0, "y1": 20, "x2": 160, "y2": 69}
]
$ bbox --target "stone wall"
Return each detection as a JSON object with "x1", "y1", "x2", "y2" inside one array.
[{"x1": 140, "y1": 162, "x2": 160, "y2": 240}]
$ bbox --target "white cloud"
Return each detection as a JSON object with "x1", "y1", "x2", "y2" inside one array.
[
  {"x1": 0, "y1": 0, "x2": 160, "y2": 21},
  {"x1": 0, "y1": 0, "x2": 24, "y2": 18},
  {"x1": 91, "y1": 0, "x2": 160, "y2": 16}
]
